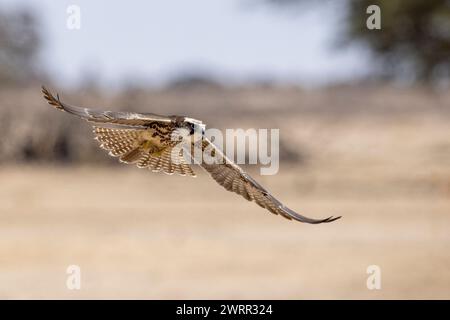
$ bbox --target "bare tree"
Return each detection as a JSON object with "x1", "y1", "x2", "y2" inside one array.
[
  {"x1": 262, "y1": 0, "x2": 450, "y2": 83},
  {"x1": 0, "y1": 8, "x2": 42, "y2": 85}
]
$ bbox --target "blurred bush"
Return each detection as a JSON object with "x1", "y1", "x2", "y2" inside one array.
[
  {"x1": 348, "y1": 0, "x2": 450, "y2": 82},
  {"x1": 264, "y1": 0, "x2": 450, "y2": 83},
  {"x1": 0, "y1": 8, "x2": 42, "y2": 86}
]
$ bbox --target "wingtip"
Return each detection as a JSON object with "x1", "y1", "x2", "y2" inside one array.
[
  {"x1": 41, "y1": 85, "x2": 63, "y2": 109},
  {"x1": 321, "y1": 215, "x2": 342, "y2": 224},
  {"x1": 305, "y1": 215, "x2": 342, "y2": 224},
  {"x1": 41, "y1": 85, "x2": 49, "y2": 97}
]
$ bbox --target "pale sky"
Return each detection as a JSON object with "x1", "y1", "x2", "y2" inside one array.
[{"x1": 2, "y1": 0, "x2": 372, "y2": 88}]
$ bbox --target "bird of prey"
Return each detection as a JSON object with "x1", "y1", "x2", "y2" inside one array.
[{"x1": 42, "y1": 86, "x2": 340, "y2": 224}]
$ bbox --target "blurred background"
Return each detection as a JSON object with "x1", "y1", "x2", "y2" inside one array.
[{"x1": 0, "y1": 0, "x2": 449, "y2": 299}]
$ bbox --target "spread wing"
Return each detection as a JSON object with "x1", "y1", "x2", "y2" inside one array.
[
  {"x1": 94, "y1": 127, "x2": 196, "y2": 176},
  {"x1": 42, "y1": 86, "x2": 172, "y2": 127},
  {"x1": 195, "y1": 137, "x2": 341, "y2": 224},
  {"x1": 43, "y1": 86, "x2": 195, "y2": 177}
]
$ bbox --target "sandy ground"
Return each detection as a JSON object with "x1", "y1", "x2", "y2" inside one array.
[{"x1": 0, "y1": 163, "x2": 449, "y2": 299}]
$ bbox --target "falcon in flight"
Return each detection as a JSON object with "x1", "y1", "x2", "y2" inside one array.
[{"x1": 42, "y1": 86, "x2": 340, "y2": 224}]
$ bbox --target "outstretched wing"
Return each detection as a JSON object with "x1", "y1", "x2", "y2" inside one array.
[
  {"x1": 42, "y1": 86, "x2": 172, "y2": 127},
  {"x1": 195, "y1": 137, "x2": 341, "y2": 224},
  {"x1": 94, "y1": 127, "x2": 196, "y2": 176},
  {"x1": 43, "y1": 86, "x2": 195, "y2": 177}
]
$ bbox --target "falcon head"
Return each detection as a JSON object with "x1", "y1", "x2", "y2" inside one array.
[
  {"x1": 183, "y1": 117, "x2": 206, "y2": 136},
  {"x1": 170, "y1": 116, "x2": 205, "y2": 144}
]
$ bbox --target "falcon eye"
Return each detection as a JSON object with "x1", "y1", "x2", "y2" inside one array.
[{"x1": 189, "y1": 123, "x2": 195, "y2": 135}]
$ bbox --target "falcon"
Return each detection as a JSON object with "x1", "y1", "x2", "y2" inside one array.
[{"x1": 42, "y1": 86, "x2": 340, "y2": 224}]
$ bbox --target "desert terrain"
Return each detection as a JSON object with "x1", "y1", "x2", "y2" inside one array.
[{"x1": 0, "y1": 85, "x2": 449, "y2": 299}]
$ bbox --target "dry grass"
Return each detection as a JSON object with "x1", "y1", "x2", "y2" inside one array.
[{"x1": 0, "y1": 163, "x2": 449, "y2": 299}]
